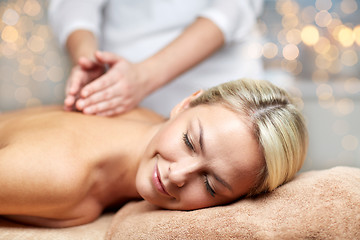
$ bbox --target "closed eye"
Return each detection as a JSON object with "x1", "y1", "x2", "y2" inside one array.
[
  {"x1": 204, "y1": 175, "x2": 216, "y2": 197},
  {"x1": 183, "y1": 132, "x2": 195, "y2": 152}
]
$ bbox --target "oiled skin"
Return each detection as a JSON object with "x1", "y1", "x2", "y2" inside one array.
[{"x1": 0, "y1": 106, "x2": 164, "y2": 227}]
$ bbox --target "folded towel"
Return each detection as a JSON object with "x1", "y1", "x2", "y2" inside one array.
[
  {"x1": 0, "y1": 213, "x2": 113, "y2": 240},
  {"x1": 106, "y1": 166, "x2": 360, "y2": 240}
]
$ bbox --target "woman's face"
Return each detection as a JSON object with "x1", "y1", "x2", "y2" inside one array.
[{"x1": 136, "y1": 104, "x2": 263, "y2": 210}]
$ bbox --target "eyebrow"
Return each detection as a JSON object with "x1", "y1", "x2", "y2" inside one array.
[{"x1": 197, "y1": 118, "x2": 233, "y2": 192}]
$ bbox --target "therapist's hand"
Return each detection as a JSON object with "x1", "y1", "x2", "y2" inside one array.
[
  {"x1": 64, "y1": 57, "x2": 105, "y2": 111},
  {"x1": 75, "y1": 51, "x2": 150, "y2": 116}
]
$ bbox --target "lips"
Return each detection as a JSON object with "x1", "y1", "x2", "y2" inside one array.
[{"x1": 152, "y1": 159, "x2": 170, "y2": 196}]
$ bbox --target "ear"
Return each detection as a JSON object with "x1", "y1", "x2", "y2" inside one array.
[{"x1": 170, "y1": 90, "x2": 204, "y2": 118}]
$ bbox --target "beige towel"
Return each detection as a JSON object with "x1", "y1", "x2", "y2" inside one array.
[
  {"x1": 0, "y1": 213, "x2": 113, "y2": 240},
  {"x1": 106, "y1": 166, "x2": 360, "y2": 240}
]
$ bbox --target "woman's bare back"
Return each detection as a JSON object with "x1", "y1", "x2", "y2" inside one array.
[{"x1": 0, "y1": 106, "x2": 164, "y2": 227}]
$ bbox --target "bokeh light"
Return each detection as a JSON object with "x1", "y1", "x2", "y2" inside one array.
[
  {"x1": 341, "y1": 50, "x2": 358, "y2": 66},
  {"x1": 340, "y1": 0, "x2": 358, "y2": 15},
  {"x1": 354, "y1": 25, "x2": 360, "y2": 46},
  {"x1": 315, "y1": 0, "x2": 332, "y2": 11},
  {"x1": 338, "y1": 26, "x2": 354, "y2": 47},
  {"x1": 314, "y1": 37, "x2": 331, "y2": 54},
  {"x1": 1, "y1": 25, "x2": 19, "y2": 42},
  {"x1": 0, "y1": 0, "x2": 66, "y2": 111},
  {"x1": 282, "y1": 43, "x2": 299, "y2": 60},
  {"x1": 301, "y1": 25, "x2": 320, "y2": 45},
  {"x1": 2, "y1": 8, "x2": 19, "y2": 25},
  {"x1": 276, "y1": 0, "x2": 300, "y2": 15},
  {"x1": 301, "y1": 6, "x2": 317, "y2": 24},
  {"x1": 315, "y1": 10, "x2": 332, "y2": 27},
  {"x1": 316, "y1": 83, "x2": 333, "y2": 100},
  {"x1": 262, "y1": 42, "x2": 279, "y2": 59},
  {"x1": 23, "y1": 0, "x2": 42, "y2": 17},
  {"x1": 282, "y1": 13, "x2": 299, "y2": 29},
  {"x1": 335, "y1": 98, "x2": 354, "y2": 115},
  {"x1": 286, "y1": 29, "x2": 302, "y2": 44},
  {"x1": 261, "y1": 0, "x2": 359, "y2": 90}
]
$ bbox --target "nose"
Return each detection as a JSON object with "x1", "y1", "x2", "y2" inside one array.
[{"x1": 168, "y1": 158, "x2": 202, "y2": 188}]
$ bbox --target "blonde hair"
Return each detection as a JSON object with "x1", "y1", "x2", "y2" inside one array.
[{"x1": 190, "y1": 78, "x2": 308, "y2": 196}]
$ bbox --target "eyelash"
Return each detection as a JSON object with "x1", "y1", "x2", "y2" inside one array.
[
  {"x1": 204, "y1": 175, "x2": 216, "y2": 197},
  {"x1": 182, "y1": 132, "x2": 195, "y2": 152}
]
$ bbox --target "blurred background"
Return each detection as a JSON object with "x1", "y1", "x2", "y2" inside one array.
[{"x1": 0, "y1": 0, "x2": 359, "y2": 171}]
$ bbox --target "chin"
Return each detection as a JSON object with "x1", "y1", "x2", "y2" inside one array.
[{"x1": 135, "y1": 181, "x2": 175, "y2": 210}]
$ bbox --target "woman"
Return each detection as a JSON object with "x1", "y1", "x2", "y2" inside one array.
[{"x1": 0, "y1": 79, "x2": 308, "y2": 227}]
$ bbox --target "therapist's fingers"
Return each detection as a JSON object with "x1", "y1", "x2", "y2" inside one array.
[
  {"x1": 77, "y1": 75, "x2": 123, "y2": 111},
  {"x1": 80, "y1": 69, "x2": 118, "y2": 98},
  {"x1": 84, "y1": 92, "x2": 140, "y2": 116},
  {"x1": 64, "y1": 95, "x2": 76, "y2": 109},
  {"x1": 82, "y1": 97, "x2": 123, "y2": 115},
  {"x1": 76, "y1": 85, "x2": 117, "y2": 111},
  {"x1": 67, "y1": 66, "x2": 89, "y2": 96},
  {"x1": 64, "y1": 68, "x2": 85, "y2": 110},
  {"x1": 78, "y1": 56, "x2": 98, "y2": 69},
  {"x1": 95, "y1": 51, "x2": 121, "y2": 66},
  {"x1": 80, "y1": 86, "x2": 117, "y2": 104}
]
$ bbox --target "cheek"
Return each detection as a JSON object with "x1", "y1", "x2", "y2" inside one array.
[
  {"x1": 175, "y1": 184, "x2": 217, "y2": 210},
  {"x1": 152, "y1": 128, "x2": 182, "y2": 157}
]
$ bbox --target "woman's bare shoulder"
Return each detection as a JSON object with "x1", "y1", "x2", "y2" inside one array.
[
  {"x1": 0, "y1": 105, "x2": 62, "y2": 120},
  {"x1": 112, "y1": 107, "x2": 166, "y2": 123}
]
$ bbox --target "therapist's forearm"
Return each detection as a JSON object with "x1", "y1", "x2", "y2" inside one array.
[
  {"x1": 66, "y1": 30, "x2": 98, "y2": 64},
  {"x1": 139, "y1": 17, "x2": 225, "y2": 93}
]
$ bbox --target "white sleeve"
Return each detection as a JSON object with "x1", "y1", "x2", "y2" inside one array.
[
  {"x1": 198, "y1": 0, "x2": 264, "y2": 43},
  {"x1": 48, "y1": 0, "x2": 107, "y2": 48}
]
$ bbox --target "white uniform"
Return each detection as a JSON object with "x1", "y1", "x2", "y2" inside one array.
[{"x1": 49, "y1": 0, "x2": 264, "y2": 116}]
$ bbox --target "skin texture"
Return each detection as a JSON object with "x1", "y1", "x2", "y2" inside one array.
[
  {"x1": 0, "y1": 94, "x2": 262, "y2": 227},
  {"x1": 136, "y1": 104, "x2": 263, "y2": 210},
  {"x1": 0, "y1": 106, "x2": 161, "y2": 227},
  {"x1": 64, "y1": 17, "x2": 224, "y2": 116}
]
